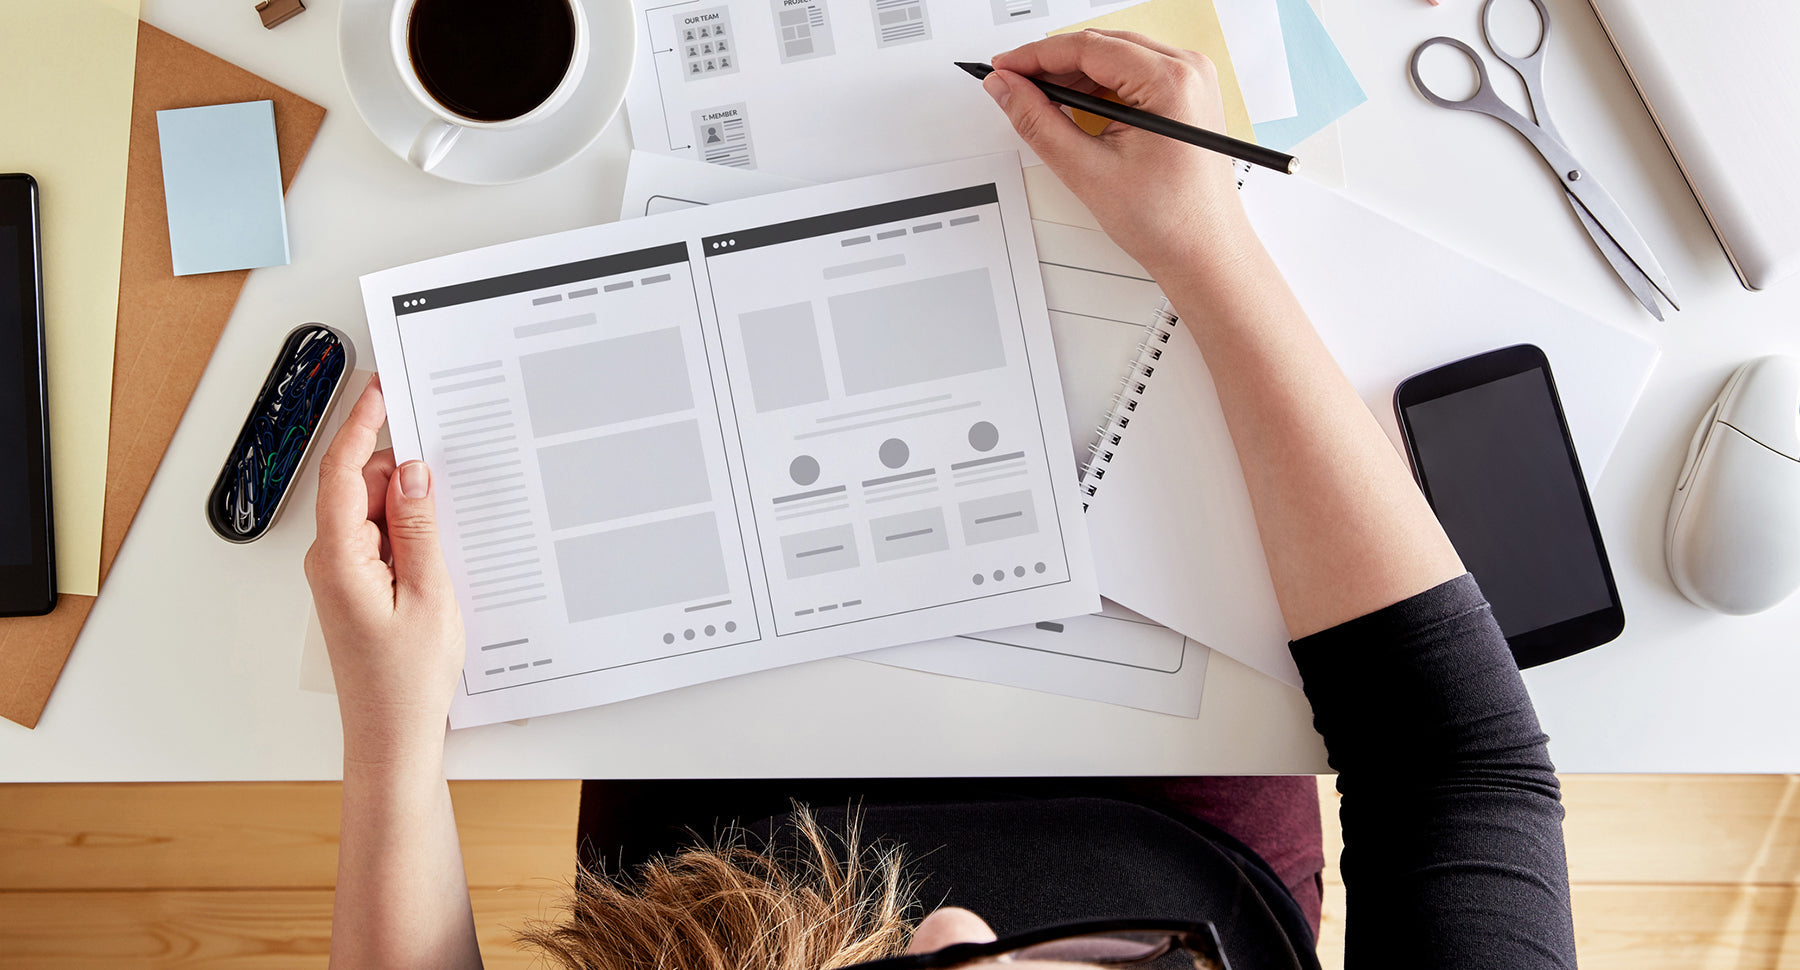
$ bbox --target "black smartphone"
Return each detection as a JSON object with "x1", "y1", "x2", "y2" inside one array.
[
  {"x1": 1394, "y1": 344, "x2": 1624, "y2": 668},
  {"x1": 0, "y1": 174, "x2": 56, "y2": 616}
]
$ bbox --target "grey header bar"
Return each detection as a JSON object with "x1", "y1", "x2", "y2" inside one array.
[
  {"x1": 823, "y1": 253, "x2": 906, "y2": 280},
  {"x1": 773, "y1": 485, "x2": 848, "y2": 504},
  {"x1": 514, "y1": 313, "x2": 597, "y2": 339},
  {"x1": 433, "y1": 375, "x2": 506, "y2": 394},
  {"x1": 863, "y1": 467, "x2": 935, "y2": 487},
  {"x1": 951, "y1": 450, "x2": 1026, "y2": 471},
  {"x1": 429, "y1": 360, "x2": 501, "y2": 380}
]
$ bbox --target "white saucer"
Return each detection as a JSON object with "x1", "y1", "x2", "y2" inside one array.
[{"x1": 339, "y1": 0, "x2": 636, "y2": 185}]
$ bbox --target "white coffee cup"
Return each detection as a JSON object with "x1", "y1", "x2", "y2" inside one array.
[{"x1": 389, "y1": 0, "x2": 591, "y2": 173}]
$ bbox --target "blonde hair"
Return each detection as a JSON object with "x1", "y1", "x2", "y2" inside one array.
[{"x1": 519, "y1": 807, "x2": 920, "y2": 970}]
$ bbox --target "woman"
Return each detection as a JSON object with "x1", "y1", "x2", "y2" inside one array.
[{"x1": 305, "y1": 30, "x2": 1577, "y2": 970}]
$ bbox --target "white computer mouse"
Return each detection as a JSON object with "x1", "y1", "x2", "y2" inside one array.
[{"x1": 1666, "y1": 355, "x2": 1800, "y2": 614}]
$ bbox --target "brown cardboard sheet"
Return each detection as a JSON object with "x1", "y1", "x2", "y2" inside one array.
[{"x1": 0, "y1": 24, "x2": 325, "y2": 729}]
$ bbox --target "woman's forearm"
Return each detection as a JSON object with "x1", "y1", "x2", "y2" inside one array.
[
  {"x1": 1161, "y1": 214, "x2": 1465, "y2": 638},
  {"x1": 332, "y1": 745, "x2": 483, "y2": 970}
]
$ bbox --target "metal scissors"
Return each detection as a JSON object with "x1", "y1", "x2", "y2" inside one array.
[{"x1": 1409, "y1": 0, "x2": 1678, "y2": 319}]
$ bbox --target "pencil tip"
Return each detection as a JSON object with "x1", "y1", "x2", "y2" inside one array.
[{"x1": 954, "y1": 62, "x2": 993, "y2": 80}]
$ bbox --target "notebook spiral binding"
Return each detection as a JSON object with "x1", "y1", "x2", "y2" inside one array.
[{"x1": 1079, "y1": 299, "x2": 1179, "y2": 511}]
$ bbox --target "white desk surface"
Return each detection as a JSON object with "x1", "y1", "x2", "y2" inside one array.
[{"x1": 4, "y1": 0, "x2": 1796, "y2": 781}]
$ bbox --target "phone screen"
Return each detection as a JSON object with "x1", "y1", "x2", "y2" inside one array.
[
  {"x1": 1401, "y1": 367, "x2": 1614, "y2": 639},
  {"x1": 0, "y1": 224, "x2": 32, "y2": 566}
]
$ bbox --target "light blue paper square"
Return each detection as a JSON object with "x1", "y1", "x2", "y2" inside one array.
[
  {"x1": 156, "y1": 100, "x2": 290, "y2": 276},
  {"x1": 1252, "y1": 0, "x2": 1367, "y2": 153}
]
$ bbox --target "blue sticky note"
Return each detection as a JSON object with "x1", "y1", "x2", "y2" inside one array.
[
  {"x1": 1252, "y1": 0, "x2": 1367, "y2": 153},
  {"x1": 156, "y1": 100, "x2": 290, "y2": 276}
]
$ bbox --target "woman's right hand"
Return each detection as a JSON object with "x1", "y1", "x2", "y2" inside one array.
[{"x1": 983, "y1": 29, "x2": 1256, "y2": 288}]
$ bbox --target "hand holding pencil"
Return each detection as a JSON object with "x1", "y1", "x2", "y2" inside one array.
[{"x1": 976, "y1": 29, "x2": 1266, "y2": 286}]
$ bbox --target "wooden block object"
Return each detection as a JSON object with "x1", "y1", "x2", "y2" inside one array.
[
  {"x1": 0, "y1": 888, "x2": 550, "y2": 969},
  {"x1": 0, "y1": 25, "x2": 325, "y2": 729},
  {"x1": 0, "y1": 781, "x2": 582, "y2": 891}
]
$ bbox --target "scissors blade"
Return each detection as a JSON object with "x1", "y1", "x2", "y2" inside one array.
[
  {"x1": 1564, "y1": 188, "x2": 1664, "y2": 320},
  {"x1": 1562, "y1": 170, "x2": 1680, "y2": 311}
]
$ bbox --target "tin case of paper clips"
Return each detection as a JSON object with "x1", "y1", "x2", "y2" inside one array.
[{"x1": 206, "y1": 323, "x2": 355, "y2": 543}]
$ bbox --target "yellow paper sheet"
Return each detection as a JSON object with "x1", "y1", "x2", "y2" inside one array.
[
  {"x1": 1053, "y1": 0, "x2": 1257, "y2": 143},
  {"x1": 0, "y1": 0, "x2": 140, "y2": 596}
]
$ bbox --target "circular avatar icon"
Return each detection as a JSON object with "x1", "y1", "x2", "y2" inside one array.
[
  {"x1": 968, "y1": 421, "x2": 999, "y2": 452},
  {"x1": 789, "y1": 454, "x2": 821, "y2": 485},
  {"x1": 879, "y1": 437, "x2": 909, "y2": 469}
]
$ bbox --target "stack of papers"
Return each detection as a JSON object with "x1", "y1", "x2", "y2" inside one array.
[{"x1": 622, "y1": 0, "x2": 1363, "y2": 185}]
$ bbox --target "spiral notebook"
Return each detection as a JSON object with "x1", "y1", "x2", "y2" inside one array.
[{"x1": 1076, "y1": 173, "x2": 1660, "y2": 690}]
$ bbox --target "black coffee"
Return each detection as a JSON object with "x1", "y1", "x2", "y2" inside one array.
[{"x1": 407, "y1": 0, "x2": 577, "y2": 123}]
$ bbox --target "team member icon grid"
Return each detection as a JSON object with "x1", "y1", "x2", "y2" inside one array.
[{"x1": 678, "y1": 7, "x2": 739, "y2": 78}]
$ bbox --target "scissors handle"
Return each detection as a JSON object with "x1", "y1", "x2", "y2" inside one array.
[
  {"x1": 1481, "y1": 0, "x2": 1558, "y2": 137},
  {"x1": 1408, "y1": 37, "x2": 1531, "y2": 124}
]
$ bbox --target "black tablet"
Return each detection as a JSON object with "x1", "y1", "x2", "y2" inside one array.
[{"x1": 0, "y1": 173, "x2": 56, "y2": 616}]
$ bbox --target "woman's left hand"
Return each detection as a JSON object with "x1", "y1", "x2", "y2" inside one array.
[{"x1": 303, "y1": 376, "x2": 464, "y2": 763}]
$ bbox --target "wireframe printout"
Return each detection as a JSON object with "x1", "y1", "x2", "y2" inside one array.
[{"x1": 360, "y1": 154, "x2": 1096, "y2": 728}]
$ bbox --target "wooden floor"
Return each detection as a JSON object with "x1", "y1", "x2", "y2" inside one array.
[{"x1": 1, "y1": 777, "x2": 1795, "y2": 968}]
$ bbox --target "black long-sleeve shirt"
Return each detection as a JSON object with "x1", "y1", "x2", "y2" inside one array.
[
  {"x1": 1291, "y1": 573, "x2": 1578, "y2": 968},
  {"x1": 579, "y1": 574, "x2": 1579, "y2": 969}
]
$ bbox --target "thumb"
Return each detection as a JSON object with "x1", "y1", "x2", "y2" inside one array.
[
  {"x1": 385, "y1": 460, "x2": 451, "y2": 608},
  {"x1": 983, "y1": 69, "x2": 1100, "y2": 172}
]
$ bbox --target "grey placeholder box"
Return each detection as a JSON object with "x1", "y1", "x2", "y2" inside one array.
[
  {"x1": 780, "y1": 523, "x2": 860, "y2": 579},
  {"x1": 537, "y1": 420, "x2": 713, "y2": 530},
  {"x1": 554, "y1": 512, "x2": 731, "y2": 623},
  {"x1": 830, "y1": 268, "x2": 1006, "y2": 395},
  {"x1": 869, "y1": 507, "x2": 950, "y2": 562},
  {"x1": 519, "y1": 329, "x2": 694, "y2": 437},
  {"x1": 958, "y1": 490, "x2": 1039, "y2": 545},
  {"x1": 739, "y1": 302, "x2": 830, "y2": 411}
]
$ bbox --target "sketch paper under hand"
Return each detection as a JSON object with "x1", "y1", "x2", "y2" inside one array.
[
  {"x1": 616, "y1": 152, "x2": 1210, "y2": 716},
  {"x1": 1051, "y1": 0, "x2": 1257, "y2": 142},
  {"x1": 360, "y1": 153, "x2": 1097, "y2": 728},
  {"x1": 622, "y1": 0, "x2": 1139, "y2": 181}
]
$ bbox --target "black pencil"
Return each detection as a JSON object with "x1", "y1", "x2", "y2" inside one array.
[{"x1": 956, "y1": 61, "x2": 1297, "y2": 175}]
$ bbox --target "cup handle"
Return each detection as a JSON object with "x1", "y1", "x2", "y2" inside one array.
[{"x1": 407, "y1": 119, "x2": 463, "y2": 172}]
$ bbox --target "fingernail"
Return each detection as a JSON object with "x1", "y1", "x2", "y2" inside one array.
[
  {"x1": 982, "y1": 73, "x2": 1010, "y2": 109},
  {"x1": 400, "y1": 461, "x2": 430, "y2": 498}
]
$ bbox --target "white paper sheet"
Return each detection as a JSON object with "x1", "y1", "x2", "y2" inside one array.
[
  {"x1": 359, "y1": 153, "x2": 1097, "y2": 728},
  {"x1": 615, "y1": 151, "x2": 1210, "y2": 716},
  {"x1": 620, "y1": 149, "x2": 808, "y2": 219},
  {"x1": 1081, "y1": 175, "x2": 1662, "y2": 688},
  {"x1": 1215, "y1": 0, "x2": 1296, "y2": 124},
  {"x1": 622, "y1": 0, "x2": 1137, "y2": 181}
]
